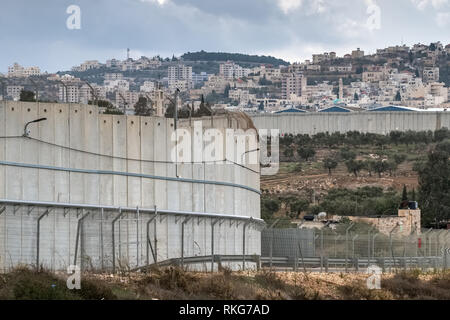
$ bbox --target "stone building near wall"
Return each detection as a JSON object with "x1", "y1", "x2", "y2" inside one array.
[{"x1": 333, "y1": 203, "x2": 421, "y2": 236}]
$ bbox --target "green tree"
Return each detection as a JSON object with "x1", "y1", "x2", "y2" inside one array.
[
  {"x1": 258, "y1": 101, "x2": 265, "y2": 111},
  {"x1": 194, "y1": 95, "x2": 212, "y2": 117},
  {"x1": 19, "y1": 90, "x2": 36, "y2": 102},
  {"x1": 99, "y1": 100, "x2": 124, "y2": 115},
  {"x1": 393, "y1": 154, "x2": 407, "y2": 165},
  {"x1": 261, "y1": 198, "x2": 281, "y2": 220},
  {"x1": 134, "y1": 96, "x2": 153, "y2": 116},
  {"x1": 345, "y1": 159, "x2": 364, "y2": 177},
  {"x1": 386, "y1": 161, "x2": 398, "y2": 176},
  {"x1": 401, "y1": 185, "x2": 408, "y2": 201},
  {"x1": 394, "y1": 90, "x2": 402, "y2": 101},
  {"x1": 339, "y1": 148, "x2": 356, "y2": 161},
  {"x1": 283, "y1": 148, "x2": 294, "y2": 160},
  {"x1": 418, "y1": 146, "x2": 450, "y2": 227},
  {"x1": 323, "y1": 157, "x2": 338, "y2": 176},
  {"x1": 289, "y1": 199, "x2": 310, "y2": 219},
  {"x1": 411, "y1": 188, "x2": 416, "y2": 201},
  {"x1": 373, "y1": 160, "x2": 389, "y2": 178},
  {"x1": 297, "y1": 146, "x2": 316, "y2": 162}
]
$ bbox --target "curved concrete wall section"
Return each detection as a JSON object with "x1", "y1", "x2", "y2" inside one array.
[
  {"x1": 0, "y1": 101, "x2": 261, "y2": 271},
  {"x1": 251, "y1": 112, "x2": 450, "y2": 135}
]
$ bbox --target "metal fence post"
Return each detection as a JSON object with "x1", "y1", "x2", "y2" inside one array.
[
  {"x1": 112, "y1": 208, "x2": 124, "y2": 273},
  {"x1": 243, "y1": 220, "x2": 251, "y2": 271},
  {"x1": 352, "y1": 234, "x2": 358, "y2": 271},
  {"x1": 444, "y1": 247, "x2": 448, "y2": 270},
  {"x1": 298, "y1": 234, "x2": 307, "y2": 273},
  {"x1": 368, "y1": 226, "x2": 375, "y2": 265},
  {"x1": 181, "y1": 217, "x2": 191, "y2": 269},
  {"x1": 445, "y1": 232, "x2": 450, "y2": 270},
  {"x1": 211, "y1": 219, "x2": 219, "y2": 273},
  {"x1": 269, "y1": 228, "x2": 274, "y2": 269},
  {"x1": 74, "y1": 210, "x2": 91, "y2": 270},
  {"x1": 100, "y1": 208, "x2": 104, "y2": 271},
  {"x1": 403, "y1": 235, "x2": 407, "y2": 270},
  {"x1": 320, "y1": 228, "x2": 324, "y2": 272},
  {"x1": 389, "y1": 224, "x2": 400, "y2": 271},
  {"x1": 372, "y1": 233, "x2": 379, "y2": 261},
  {"x1": 146, "y1": 208, "x2": 158, "y2": 266},
  {"x1": 345, "y1": 223, "x2": 354, "y2": 273},
  {"x1": 36, "y1": 208, "x2": 51, "y2": 270},
  {"x1": 136, "y1": 207, "x2": 140, "y2": 268}
]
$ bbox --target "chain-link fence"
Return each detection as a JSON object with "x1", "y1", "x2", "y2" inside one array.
[
  {"x1": 261, "y1": 228, "x2": 450, "y2": 272},
  {"x1": 0, "y1": 200, "x2": 264, "y2": 273}
]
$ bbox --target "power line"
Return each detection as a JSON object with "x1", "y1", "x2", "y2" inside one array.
[{"x1": 0, "y1": 135, "x2": 260, "y2": 174}]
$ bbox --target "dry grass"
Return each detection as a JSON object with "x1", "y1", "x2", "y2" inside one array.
[{"x1": 1, "y1": 266, "x2": 449, "y2": 300}]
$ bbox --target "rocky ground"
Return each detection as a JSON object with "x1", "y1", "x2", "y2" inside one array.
[{"x1": 1, "y1": 267, "x2": 449, "y2": 300}]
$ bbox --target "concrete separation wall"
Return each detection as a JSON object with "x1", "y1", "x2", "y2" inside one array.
[
  {"x1": 0, "y1": 101, "x2": 261, "y2": 271},
  {"x1": 251, "y1": 112, "x2": 450, "y2": 135}
]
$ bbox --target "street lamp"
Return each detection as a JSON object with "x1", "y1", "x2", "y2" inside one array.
[
  {"x1": 29, "y1": 78, "x2": 39, "y2": 102},
  {"x1": 23, "y1": 118, "x2": 47, "y2": 137}
]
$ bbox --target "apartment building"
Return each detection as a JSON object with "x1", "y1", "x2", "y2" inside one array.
[
  {"x1": 168, "y1": 64, "x2": 192, "y2": 83},
  {"x1": 281, "y1": 73, "x2": 307, "y2": 100},
  {"x1": 423, "y1": 67, "x2": 440, "y2": 84},
  {"x1": 6, "y1": 85, "x2": 24, "y2": 100},
  {"x1": 202, "y1": 75, "x2": 229, "y2": 95},
  {"x1": 362, "y1": 71, "x2": 385, "y2": 83},
  {"x1": 106, "y1": 59, "x2": 122, "y2": 68},
  {"x1": 169, "y1": 80, "x2": 190, "y2": 93},
  {"x1": 115, "y1": 91, "x2": 141, "y2": 109},
  {"x1": 7, "y1": 63, "x2": 41, "y2": 78},
  {"x1": 312, "y1": 52, "x2": 337, "y2": 64},
  {"x1": 329, "y1": 65, "x2": 353, "y2": 73},
  {"x1": 105, "y1": 73, "x2": 124, "y2": 81},
  {"x1": 258, "y1": 66, "x2": 282, "y2": 81},
  {"x1": 79, "y1": 84, "x2": 107, "y2": 104},
  {"x1": 168, "y1": 64, "x2": 193, "y2": 90},
  {"x1": 104, "y1": 79, "x2": 130, "y2": 92},
  {"x1": 72, "y1": 60, "x2": 102, "y2": 72},
  {"x1": 219, "y1": 62, "x2": 250, "y2": 80},
  {"x1": 192, "y1": 72, "x2": 210, "y2": 84},
  {"x1": 351, "y1": 48, "x2": 365, "y2": 59},
  {"x1": 228, "y1": 89, "x2": 256, "y2": 105},
  {"x1": 59, "y1": 84, "x2": 80, "y2": 103},
  {"x1": 140, "y1": 81, "x2": 156, "y2": 93}
]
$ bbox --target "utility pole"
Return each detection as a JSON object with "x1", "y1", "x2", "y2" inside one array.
[
  {"x1": 29, "y1": 78, "x2": 39, "y2": 103},
  {"x1": 118, "y1": 92, "x2": 128, "y2": 113},
  {"x1": 84, "y1": 81, "x2": 99, "y2": 106}
]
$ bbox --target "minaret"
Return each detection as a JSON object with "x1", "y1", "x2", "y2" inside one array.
[
  {"x1": 154, "y1": 89, "x2": 165, "y2": 117},
  {"x1": 127, "y1": 48, "x2": 130, "y2": 60},
  {"x1": 338, "y1": 78, "x2": 343, "y2": 100}
]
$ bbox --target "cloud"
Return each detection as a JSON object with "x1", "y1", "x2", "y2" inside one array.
[
  {"x1": 0, "y1": 0, "x2": 449, "y2": 72},
  {"x1": 436, "y1": 11, "x2": 450, "y2": 26},
  {"x1": 411, "y1": 0, "x2": 449, "y2": 10},
  {"x1": 277, "y1": 0, "x2": 303, "y2": 14}
]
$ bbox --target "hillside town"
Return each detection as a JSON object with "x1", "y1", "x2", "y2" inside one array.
[{"x1": 1, "y1": 42, "x2": 449, "y2": 115}]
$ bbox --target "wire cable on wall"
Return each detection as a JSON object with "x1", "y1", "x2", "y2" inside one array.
[{"x1": 0, "y1": 135, "x2": 260, "y2": 174}]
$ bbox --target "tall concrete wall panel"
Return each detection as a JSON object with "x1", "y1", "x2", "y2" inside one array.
[
  {"x1": 0, "y1": 101, "x2": 261, "y2": 271},
  {"x1": 252, "y1": 112, "x2": 450, "y2": 136}
]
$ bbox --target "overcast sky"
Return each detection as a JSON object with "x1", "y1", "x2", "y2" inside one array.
[{"x1": 0, "y1": 0, "x2": 449, "y2": 73}]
